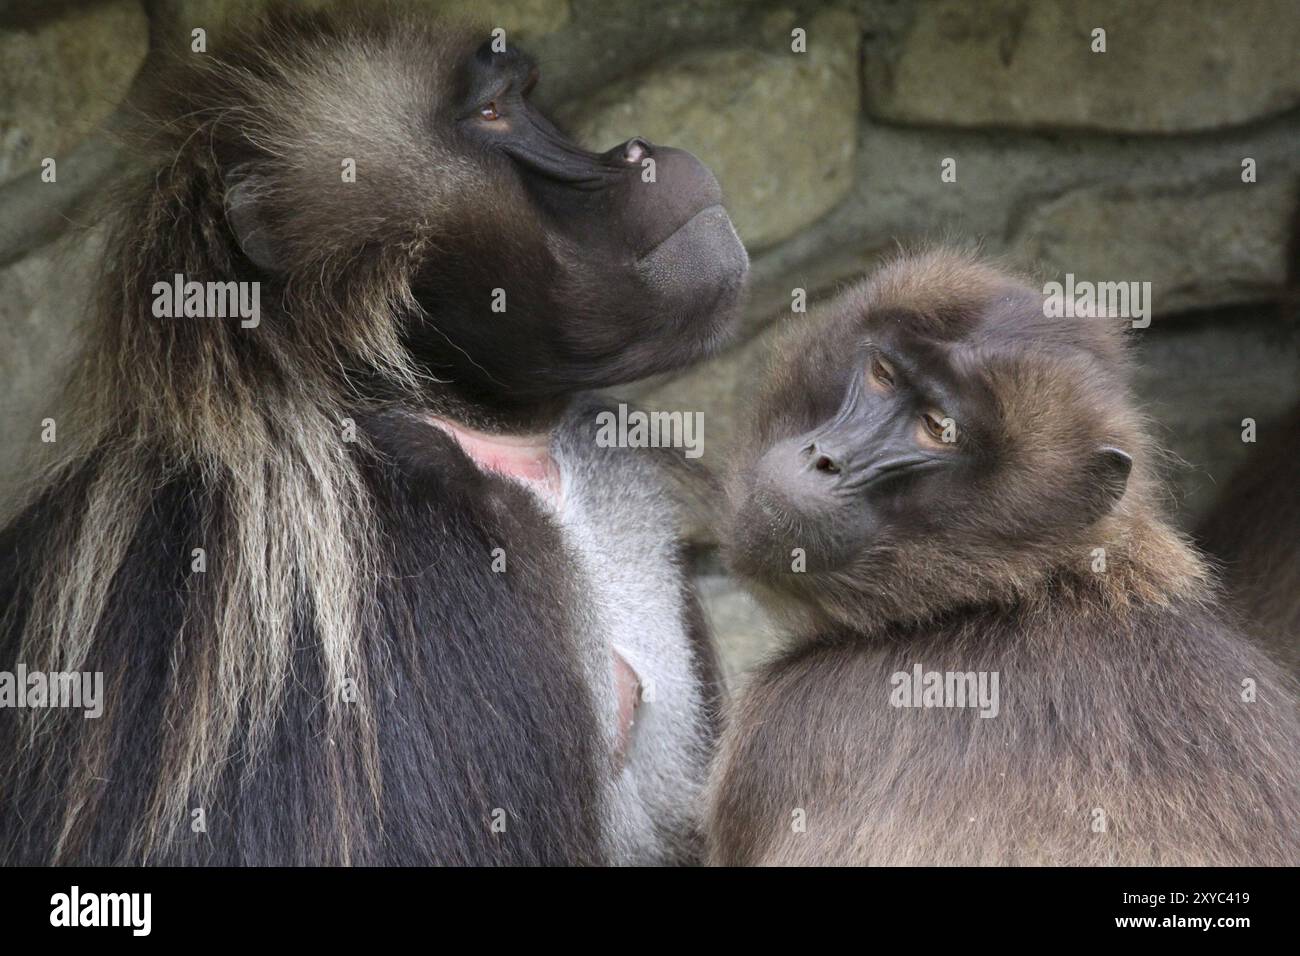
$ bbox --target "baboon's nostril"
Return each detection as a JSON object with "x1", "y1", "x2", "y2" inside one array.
[
  {"x1": 624, "y1": 138, "x2": 651, "y2": 163},
  {"x1": 814, "y1": 454, "x2": 839, "y2": 474}
]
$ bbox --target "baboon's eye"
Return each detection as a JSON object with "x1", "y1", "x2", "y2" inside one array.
[
  {"x1": 869, "y1": 355, "x2": 895, "y2": 389},
  {"x1": 479, "y1": 102, "x2": 501, "y2": 121},
  {"x1": 923, "y1": 411, "x2": 954, "y2": 443}
]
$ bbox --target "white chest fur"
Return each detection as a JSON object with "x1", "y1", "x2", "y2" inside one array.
[
  {"x1": 429, "y1": 408, "x2": 712, "y2": 863},
  {"x1": 544, "y1": 415, "x2": 711, "y2": 864}
]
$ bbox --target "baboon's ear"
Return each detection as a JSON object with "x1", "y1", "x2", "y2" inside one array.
[
  {"x1": 225, "y1": 173, "x2": 279, "y2": 272},
  {"x1": 1082, "y1": 445, "x2": 1132, "y2": 522}
]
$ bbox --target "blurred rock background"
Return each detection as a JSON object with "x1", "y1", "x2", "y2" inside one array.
[{"x1": 2, "y1": 0, "x2": 1297, "y2": 679}]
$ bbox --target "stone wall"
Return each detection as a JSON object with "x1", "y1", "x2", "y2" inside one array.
[{"x1": 2, "y1": 0, "x2": 1297, "y2": 670}]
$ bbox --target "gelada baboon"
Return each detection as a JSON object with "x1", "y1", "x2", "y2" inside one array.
[
  {"x1": 0, "y1": 4, "x2": 747, "y2": 864},
  {"x1": 707, "y1": 249, "x2": 1300, "y2": 866},
  {"x1": 1196, "y1": 404, "x2": 1300, "y2": 675}
]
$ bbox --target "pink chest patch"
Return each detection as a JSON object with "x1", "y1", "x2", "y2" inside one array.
[
  {"x1": 427, "y1": 416, "x2": 563, "y2": 504},
  {"x1": 611, "y1": 649, "x2": 642, "y2": 772}
]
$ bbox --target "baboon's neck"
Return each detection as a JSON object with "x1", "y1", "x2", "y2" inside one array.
[
  {"x1": 419, "y1": 387, "x2": 572, "y2": 435},
  {"x1": 800, "y1": 503, "x2": 1211, "y2": 642},
  {"x1": 1082, "y1": 503, "x2": 1210, "y2": 612}
]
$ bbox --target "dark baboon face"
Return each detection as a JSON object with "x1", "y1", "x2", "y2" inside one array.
[
  {"x1": 214, "y1": 14, "x2": 747, "y2": 407},
  {"x1": 727, "y1": 251, "x2": 1138, "y2": 599}
]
